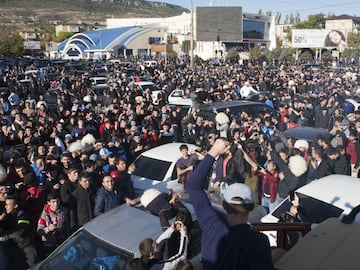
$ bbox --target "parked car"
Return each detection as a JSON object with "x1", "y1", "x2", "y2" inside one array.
[
  {"x1": 193, "y1": 100, "x2": 278, "y2": 120},
  {"x1": 261, "y1": 174, "x2": 360, "y2": 246},
  {"x1": 127, "y1": 81, "x2": 162, "y2": 105},
  {"x1": 274, "y1": 217, "x2": 360, "y2": 270},
  {"x1": 282, "y1": 126, "x2": 331, "y2": 142},
  {"x1": 89, "y1": 76, "x2": 110, "y2": 95},
  {"x1": 32, "y1": 202, "x2": 202, "y2": 270},
  {"x1": 131, "y1": 143, "x2": 198, "y2": 193}
]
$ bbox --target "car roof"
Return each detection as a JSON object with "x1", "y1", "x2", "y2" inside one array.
[
  {"x1": 275, "y1": 217, "x2": 360, "y2": 270},
  {"x1": 81, "y1": 201, "x2": 196, "y2": 257},
  {"x1": 296, "y1": 174, "x2": 360, "y2": 213},
  {"x1": 82, "y1": 204, "x2": 164, "y2": 257},
  {"x1": 138, "y1": 143, "x2": 198, "y2": 162},
  {"x1": 283, "y1": 127, "x2": 330, "y2": 142}
]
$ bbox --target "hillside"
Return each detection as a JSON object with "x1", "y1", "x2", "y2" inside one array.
[{"x1": 0, "y1": 0, "x2": 188, "y2": 29}]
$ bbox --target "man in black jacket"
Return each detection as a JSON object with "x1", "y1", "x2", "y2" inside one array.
[
  {"x1": 0, "y1": 196, "x2": 37, "y2": 268},
  {"x1": 60, "y1": 166, "x2": 79, "y2": 230},
  {"x1": 70, "y1": 173, "x2": 94, "y2": 230},
  {"x1": 112, "y1": 157, "x2": 136, "y2": 200}
]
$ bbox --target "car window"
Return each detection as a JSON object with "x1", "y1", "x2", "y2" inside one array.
[
  {"x1": 141, "y1": 84, "x2": 160, "y2": 92},
  {"x1": 271, "y1": 192, "x2": 344, "y2": 224},
  {"x1": 40, "y1": 230, "x2": 131, "y2": 270},
  {"x1": 134, "y1": 156, "x2": 172, "y2": 181}
]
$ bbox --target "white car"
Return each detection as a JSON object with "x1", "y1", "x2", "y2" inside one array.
[
  {"x1": 131, "y1": 143, "x2": 198, "y2": 193},
  {"x1": 168, "y1": 89, "x2": 193, "y2": 107},
  {"x1": 32, "y1": 202, "x2": 202, "y2": 270},
  {"x1": 128, "y1": 81, "x2": 162, "y2": 105},
  {"x1": 274, "y1": 217, "x2": 360, "y2": 270},
  {"x1": 261, "y1": 174, "x2": 360, "y2": 246}
]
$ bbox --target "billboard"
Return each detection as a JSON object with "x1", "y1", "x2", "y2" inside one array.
[
  {"x1": 24, "y1": 41, "x2": 41, "y2": 50},
  {"x1": 292, "y1": 29, "x2": 346, "y2": 50},
  {"x1": 196, "y1": 7, "x2": 243, "y2": 42}
]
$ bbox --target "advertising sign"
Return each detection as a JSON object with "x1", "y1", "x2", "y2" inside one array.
[
  {"x1": 196, "y1": 7, "x2": 243, "y2": 42},
  {"x1": 292, "y1": 29, "x2": 346, "y2": 50},
  {"x1": 24, "y1": 41, "x2": 41, "y2": 50}
]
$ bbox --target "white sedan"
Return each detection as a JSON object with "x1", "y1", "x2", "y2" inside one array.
[
  {"x1": 131, "y1": 143, "x2": 198, "y2": 193},
  {"x1": 261, "y1": 174, "x2": 360, "y2": 246}
]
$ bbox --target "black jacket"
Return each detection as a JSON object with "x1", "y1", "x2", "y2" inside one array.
[
  {"x1": 115, "y1": 170, "x2": 136, "y2": 199},
  {"x1": 271, "y1": 152, "x2": 301, "y2": 198},
  {"x1": 70, "y1": 185, "x2": 94, "y2": 228}
]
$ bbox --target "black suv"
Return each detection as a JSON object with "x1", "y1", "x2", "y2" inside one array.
[{"x1": 193, "y1": 100, "x2": 278, "y2": 120}]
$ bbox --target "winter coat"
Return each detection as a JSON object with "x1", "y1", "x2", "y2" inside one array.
[
  {"x1": 37, "y1": 204, "x2": 69, "y2": 247},
  {"x1": 94, "y1": 187, "x2": 124, "y2": 217},
  {"x1": 70, "y1": 185, "x2": 94, "y2": 228}
]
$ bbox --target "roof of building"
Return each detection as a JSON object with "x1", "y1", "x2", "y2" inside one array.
[
  {"x1": 59, "y1": 26, "x2": 147, "y2": 53},
  {"x1": 327, "y1": 14, "x2": 360, "y2": 21}
]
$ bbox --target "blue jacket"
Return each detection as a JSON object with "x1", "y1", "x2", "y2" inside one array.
[
  {"x1": 187, "y1": 155, "x2": 230, "y2": 269},
  {"x1": 94, "y1": 187, "x2": 124, "y2": 217},
  {"x1": 187, "y1": 155, "x2": 274, "y2": 270}
]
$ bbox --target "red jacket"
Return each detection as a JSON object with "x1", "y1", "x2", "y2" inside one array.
[
  {"x1": 346, "y1": 139, "x2": 358, "y2": 165},
  {"x1": 255, "y1": 170, "x2": 279, "y2": 203}
]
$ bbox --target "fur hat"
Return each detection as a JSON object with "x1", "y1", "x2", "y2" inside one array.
[
  {"x1": 140, "y1": 188, "x2": 161, "y2": 208},
  {"x1": 81, "y1": 134, "x2": 96, "y2": 147},
  {"x1": 83, "y1": 95, "x2": 93, "y2": 103},
  {"x1": 288, "y1": 155, "x2": 307, "y2": 177},
  {"x1": 215, "y1": 112, "x2": 230, "y2": 126},
  {"x1": 67, "y1": 141, "x2": 84, "y2": 153},
  {"x1": 294, "y1": 139, "x2": 309, "y2": 151}
]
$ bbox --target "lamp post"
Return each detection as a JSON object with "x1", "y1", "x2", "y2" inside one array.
[
  {"x1": 164, "y1": 20, "x2": 167, "y2": 69},
  {"x1": 144, "y1": 9, "x2": 167, "y2": 68},
  {"x1": 190, "y1": 0, "x2": 194, "y2": 67}
]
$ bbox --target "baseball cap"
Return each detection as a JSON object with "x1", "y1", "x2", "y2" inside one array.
[
  {"x1": 99, "y1": 148, "x2": 112, "y2": 157},
  {"x1": 220, "y1": 183, "x2": 254, "y2": 205},
  {"x1": 341, "y1": 119, "x2": 350, "y2": 126},
  {"x1": 110, "y1": 170, "x2": 120, "y2": 183}
]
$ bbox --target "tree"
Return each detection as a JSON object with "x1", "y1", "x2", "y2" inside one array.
[
  {"x1": 275, "y1": 12, "x2": 282, "y2": 24},
  {"x1": 226, "y1": 48, "x2": 239, "y2": 63},
  {"x1": 279, "y1": 48, "x2": 294, "y2": 62},
  {"x1": 249, "y1": 47, "x2": 261, "y2": 60},
  {"x1": 347, "y1": 32, "x2": 360, "y2": 50},
  {"x1": 321, "y1": 50, "x2": 333, "y2": 61},
  {"x1": 294, "y1": 13, "x2": 326, "y2": 29},
  {"x1": 0, "y1": 33, "x2": 24, "y2": 56},
  {"x1": 51, "y1": 31, "x2": 74, "y2": 42}
]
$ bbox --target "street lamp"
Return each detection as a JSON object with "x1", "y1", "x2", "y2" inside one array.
[
  {"x1": 143, "y1": 9, "x2": 167, "y2": 68},
  {"x1": 190, "y1": 0, "x2": 194, "y2": 67}
]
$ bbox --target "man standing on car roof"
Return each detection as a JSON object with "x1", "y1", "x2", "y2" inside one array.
[{"x1": 187, "y1": 139, "x2": 274, "y2": 270}]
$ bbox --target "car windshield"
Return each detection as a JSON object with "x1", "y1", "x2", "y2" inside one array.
[
  {"x1": 92, "y1": 79, "x2": 107, "y2": 85},
  {"x1": 40, "y1": 230, "x2": 132, "y2": 270},
  {"x1": 271, "y1": 192, "x2": 344, "y2": 224},
  {"x1": 133, "y1": 156, "x2": 171, "y2": 181},
  {"x1": 141, "y1": 83, "x2": 160, "y2": 92}
]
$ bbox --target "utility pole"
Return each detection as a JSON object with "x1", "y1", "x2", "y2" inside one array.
[
  {"x1": 190, "y1": 0, "x2": 194, "y2": 67},
  {"x1": 164, "y1": 19, "x2": 167, "y2": 69}
]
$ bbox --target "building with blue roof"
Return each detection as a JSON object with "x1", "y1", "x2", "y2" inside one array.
[
  {"x1": 59, "y1": 26, "x2": 162, "y2": 59},
  {"x1": 56, "y1": 9, "x2": 275, "y2": 60}
]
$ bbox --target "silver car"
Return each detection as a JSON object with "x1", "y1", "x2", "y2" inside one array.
[{"x1": 32, "y1": 202, "x2": 202, "y2": 270}]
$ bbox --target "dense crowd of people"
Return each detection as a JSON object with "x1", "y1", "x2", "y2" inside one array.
[{"x1": 0, "y1": 57, "x2": 360, "y2": 269}]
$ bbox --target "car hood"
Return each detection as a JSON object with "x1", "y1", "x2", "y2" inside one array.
[{"x1": 131, "y1": 175, "x2": 184, "y2": 194}]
